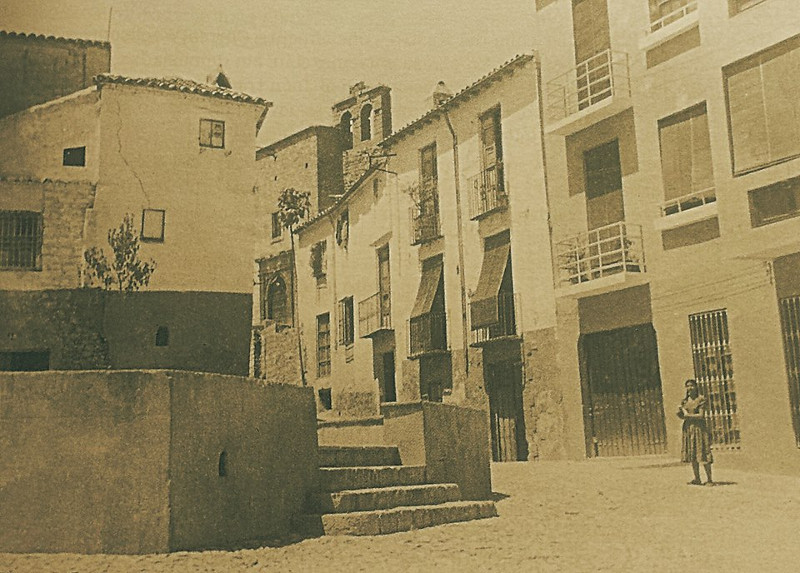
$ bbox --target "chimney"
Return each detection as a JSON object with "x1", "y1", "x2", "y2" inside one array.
[
  {"x1": 207, "y1": 64, "x2": 232, "y2": 89},
  {"x1": 432, "y1": 81, "x2": 452, "y2": 107}
]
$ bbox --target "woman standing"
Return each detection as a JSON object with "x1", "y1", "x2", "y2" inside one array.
[{"x1": 678, "y1": 379, "x2": 714, "y2": 486}]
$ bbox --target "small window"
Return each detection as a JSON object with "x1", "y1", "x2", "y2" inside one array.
[
  {"x1": 141, "y1": 209, "x2": 165, "y2": 242},
  {"x1": 318, "y1": 388, "x2": 332, "y2": 410},
  {"x1": 360, "y1": 104, "x2": 373, "y2": 142},
  {"x1": 335, "y1": 210, "x2": 349, "y2": 248},
  {"x1": 63, "y1": 146, "x2": 86, "y2": 166},
  {"x1": 218, "y1": 451, "x2": 228, "y2": 477},
  {"x1": 310, "y1": 241, "x2": 327, "y2": 286},
  {"x1": 0, "y1": 211, "x2": 43, "y2": 270},
  {"x1": 340, "y1": 111, "x2": 353, "y2": 150},
  {"x1": 373, "y1": 178, "x2": 380, "y2": 197},
  {"x1": 155, "y1": 326, "x2": 169, "y2": 347},
  {"x1": 271, "y1": 212, "x2": 283, "y2": 240},
  {"x1": 199, "y1": 119, "x2": 225, "y2": 148},
  {"x1": 729, "y1": 0, "x2": 767, "y2": 16},
  {"x1": 338, "y1": 296, "x2": 355, "y2": 347},
  {"x1": 749, "y1": 176, "x2": 800, "y2": 227}
]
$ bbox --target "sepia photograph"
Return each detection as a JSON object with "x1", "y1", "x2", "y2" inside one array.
[{"x1": 1, "y1": 0, "x2": 800, "y2": 571}]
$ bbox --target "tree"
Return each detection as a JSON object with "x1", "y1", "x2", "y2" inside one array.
[
  {"x1": 84, "y1": 213, "x2": 156, "y2": 292},
  {"x1": 277, "y1": 187, "x2": 311, "y2": 386}
]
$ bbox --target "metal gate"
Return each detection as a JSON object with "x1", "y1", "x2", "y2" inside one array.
[
  {"x1": 689, "y1": 309, "x2": 740, "y2": 448},
  {"x1": 487, "y1": 361, "x2": 528, "y2": 462},
  {"x1": 779, "y1": 296, "x2": 800, "y2": 448},
  {"x1": 581, "y1": 324, "x2": 668, "y2": 457}
]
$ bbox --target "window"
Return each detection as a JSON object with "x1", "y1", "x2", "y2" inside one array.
[
  {"x1": 310, "y1": 240, "x2": 327, "y2": 286},
  {"x1": 648, "y1": 0, "x2": 696, "y2": 29},
  {"x1": 267, "y1": 276, "x2": 290, "y2": 324},
  {"x1": 335, "y1": 210, "x2": 349, "y2": 248},
  {"x1": 412, "y1": 144, "x2": 441, "y2": 244},
  {"x1": 317, "y1": 313, "x2": 331, "y2": 378},
  {"x1": 729, "y1": 0, "x2": 767, "y2": 15},
  {"x1": 0, "y1": 351, "x2": 50, "y2": 371},
  {"x1": 63, "y1": 146, "x2": 86, "y2": 166},
  {"x1": 141, "y1": 209, "x2": 165, "y2": 242},
  {"x1": 337, "y1": 296, "x2": 355, "y2": 347},
  {"x1": 271, "y1": 212, "x2": 282, "y2": 240},
  {"x1": 658, "y1": 103, "x2": 714, "y2": 202},
  {"x1": 689, "y1": 309, "x2": 740, "y2": 448},
  {"x1": 199, "y1": 119, "x2": 225, "y2": 148},
  {"x1": 155, "y1": 326, "x2": 169, "y2": 347},
  {"x1": 340, "y1": 111, "x2": 353, "y2": 150},
  {"x1": 585, "y1": 140, "x2": 622, "y2": 198},
  {"x1": 0, "y1": 211, "x2": 42, "y2": 270},
  {"x1": 749, "y1": 176, "x2": 800, "y2": 226},
  {"x1": 318, "y1": 387, "x2": 333, "y2": 409},
  {"x1": 360, "y1": 104, "x2": 373, "y2": 142},
  {"x1": 724, "y1": 35, "x2": 800, "y2": 174}
]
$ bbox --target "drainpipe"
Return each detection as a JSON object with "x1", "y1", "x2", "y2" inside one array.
[{"x1": 443, "y1": 108, "x2": 470, "y2": 376}]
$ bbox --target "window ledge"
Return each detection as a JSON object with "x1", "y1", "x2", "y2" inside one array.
[
  {"x1": 654, "y1": 201, "x2": 718, "y2": 231},
  {"x1": 640, "y1": 10, "x2": 699, "y2": 52}
]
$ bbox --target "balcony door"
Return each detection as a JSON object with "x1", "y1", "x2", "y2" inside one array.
[
  {"x1": 572, "y1": 0, "x2": 612, "y2": 109},
  {"x1": 378, "y1": 245, "x2": 391, "y2": 328}
]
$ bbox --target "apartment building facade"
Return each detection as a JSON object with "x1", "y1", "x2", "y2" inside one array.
[
  {"x1": 292, "y1": 55, "x2": 559, "y2": 460},
  {"x1": 531, "y1": 0, "x2": 800, "y2": 471},
  {"x1": 0, "y1": 66, "x2": 271, "y2": 375}
]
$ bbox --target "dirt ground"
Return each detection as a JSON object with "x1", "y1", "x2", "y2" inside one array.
[{"x1": 4, "y1": 456, "x2": 800, "y2": 573}]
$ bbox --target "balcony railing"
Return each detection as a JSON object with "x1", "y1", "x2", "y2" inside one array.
[
  {"x1": 546, "y1": 50, "x2": 631, "y2": 124},
  {"x1": 409, "y1": 179, "x2": 441, "y2": 244},
  {"x1": 471, "y1": 292, "x2": 521, "y2": 345},
  {"x1": 468, "y1": 163, "x2": 507, "y2": 219},
  {"x1": 557, "y1": 222, "x2": 645, "y2": 286},
  {"x1": 408, "y1": 312, "x2": 448, "y2": 358},
  {"x1": 648, "y1": 0, "x2": 697, "y2": 34},
  {"x1": 358, "y1": 292, "x2": 392, "y2": 338},
  {"x1": 659, "y1": 187, "x2": 716, "y2": 217}
]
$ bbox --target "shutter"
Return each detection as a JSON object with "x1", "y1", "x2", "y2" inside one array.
[
  {"x1": 659, "y1": 116, "x2": 693, "y2": 201},
  {"x1": 572, "y1": 0, "x2": 611, "y2": 64},
  {"x1": 727, "y1": 65, "x2": 769, "y2": 173},
  {"x1": 762, "y1": 46, "x2": 800, "y2": 164},
  {"x1": 691, "y1": 109, "x2": 714, "y2": 192}
]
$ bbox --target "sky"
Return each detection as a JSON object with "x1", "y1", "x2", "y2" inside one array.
[{"x1": 2, "y1": 0, "x2": 538, "y2": 146}]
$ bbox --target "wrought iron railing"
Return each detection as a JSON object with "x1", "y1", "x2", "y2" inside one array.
[
  {"x1": 648, "y1": 0, "x2": 697, "y2": 34},
  {"x1": 557, "y1": 222, "x2": 645, "y2": 286},
  {"x1": 409, "y1": 179, "x2": 441, "y2": 245},
  {"x1": 468, "y1": 163, "x2": 507, "y2": 219},
  {"x1": 358, "y1": 292, "x2": 392, "y2": 337},
  {"x1": 408, "y1": 312, "x2": 448, "y2": 358},
  {"x1": 659, "y1": 187, "x2": 716, "y2": 217},
  {"x1": 471, "y1": 292, "x2": 521, "y2": 345},
  {"x1": 546, "y1": 50, "x2": 631, "y2": 123}
]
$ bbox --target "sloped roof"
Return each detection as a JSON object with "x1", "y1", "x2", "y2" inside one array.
[
  {"x1": 0, "y1": 30, "x2": 110, "y2": 47},
  {"x1": 94, "y1": 74, "x2": 272, "y2": 107},
  {"x1": 380, "y1": 53, "x2": 535, "y2": 148}
]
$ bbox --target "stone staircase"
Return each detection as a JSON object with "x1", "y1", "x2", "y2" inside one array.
[{"x1": 298, "y1": 444, "x2": 497, "y2": 536}]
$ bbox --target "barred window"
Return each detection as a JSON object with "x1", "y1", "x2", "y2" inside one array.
[
  {"x1": 0, "y1": 211, "x2": 43, "y2": 270},
  {"x1": 317, "y1": 313, "x2": 331, "y2": 378},
  {"x1": 199, "y1": 119, "x2": 225, "y2": 148},
  {"x1": 337, "y1": 296, "x2": 355, "y2": 346}
]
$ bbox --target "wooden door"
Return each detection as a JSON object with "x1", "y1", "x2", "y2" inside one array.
[
  {"x1": 382, "y1": 351, "x2": 397, "y2": 403},
  {"x1": 488, "y1": 361, "x2": 528, "y2": 461},
  {"x1": 580, "y1": 324, "x2": 668, "y2": 457}
]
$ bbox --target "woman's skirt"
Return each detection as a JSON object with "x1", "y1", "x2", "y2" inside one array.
[{"x1": 681, "y1": 420, "x2": 713, "y2": 463}]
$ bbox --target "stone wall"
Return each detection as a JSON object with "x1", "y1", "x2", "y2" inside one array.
[
  {"x1": 258, "y1": 322, "x2": 303, "y2": 385},
  {"x1": 0, "y1": 370, "x2": 318, "y2": 554},
  {"x1": 0, "y1": 179, "x2": 96, "y2": 291},
  {"x1": 0, "y1": 31, "x2": 110, "y2": 118},
  {"x1": 0, "y1": 289, "x2": 251, "y2": 375}
]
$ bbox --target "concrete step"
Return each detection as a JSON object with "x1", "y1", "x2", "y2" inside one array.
[
  {"x1": 319, "y1": 465, "x2": 426, "y2": 492},
  {"x1": 317, "y1": 416, "x2": 385, "y2": 446},
  {"x1": 299, "y1": 500, "x2": 498, "y2": 536},
  {"x1": 319, "y1": 445, "x2": 402, "y2": 468},
  {"x1": 311, "y1": 483, "x2": 461, "y2": 513}
]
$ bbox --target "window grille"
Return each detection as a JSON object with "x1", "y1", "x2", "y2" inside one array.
[
  {"x1": 779, "y1": 295, "x2": 800, "y2": 447},
  {"x1": 0, "y1": 211, "x2": 43, "y2": 270},
  {"x1": 688, "y1": 309, "x2": 741, "y2": 448},
  {"x1": 317, "y1": 313, "x2": 331, "y2": 378}
]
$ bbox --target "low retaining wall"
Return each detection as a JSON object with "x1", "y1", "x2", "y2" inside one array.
[
  {"x1": 382, "y1": 402, "x2": 492, "y2": 501},
  {"x1": 0, "y1": 370, "x2": 318, "y2": 554}
]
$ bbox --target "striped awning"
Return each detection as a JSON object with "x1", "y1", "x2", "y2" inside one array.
[
  {"x1": 411, "y1": 257, "x2": 443, "y2": 319},
  {"x1": 471, "y1": 242, "x2": 510, "y2": 329}
]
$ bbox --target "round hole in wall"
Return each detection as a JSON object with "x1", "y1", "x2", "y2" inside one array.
[{"x1": 218, "y1": 450, "x2": 228, "y2": 477}]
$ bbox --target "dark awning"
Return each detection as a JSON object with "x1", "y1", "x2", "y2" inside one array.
[
  {"x1": 471, "y1": 242, "x2": 510, "y2": 329},
  {"x1": 411, "y1": 258, "x2": 443, "y2": 318}
]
